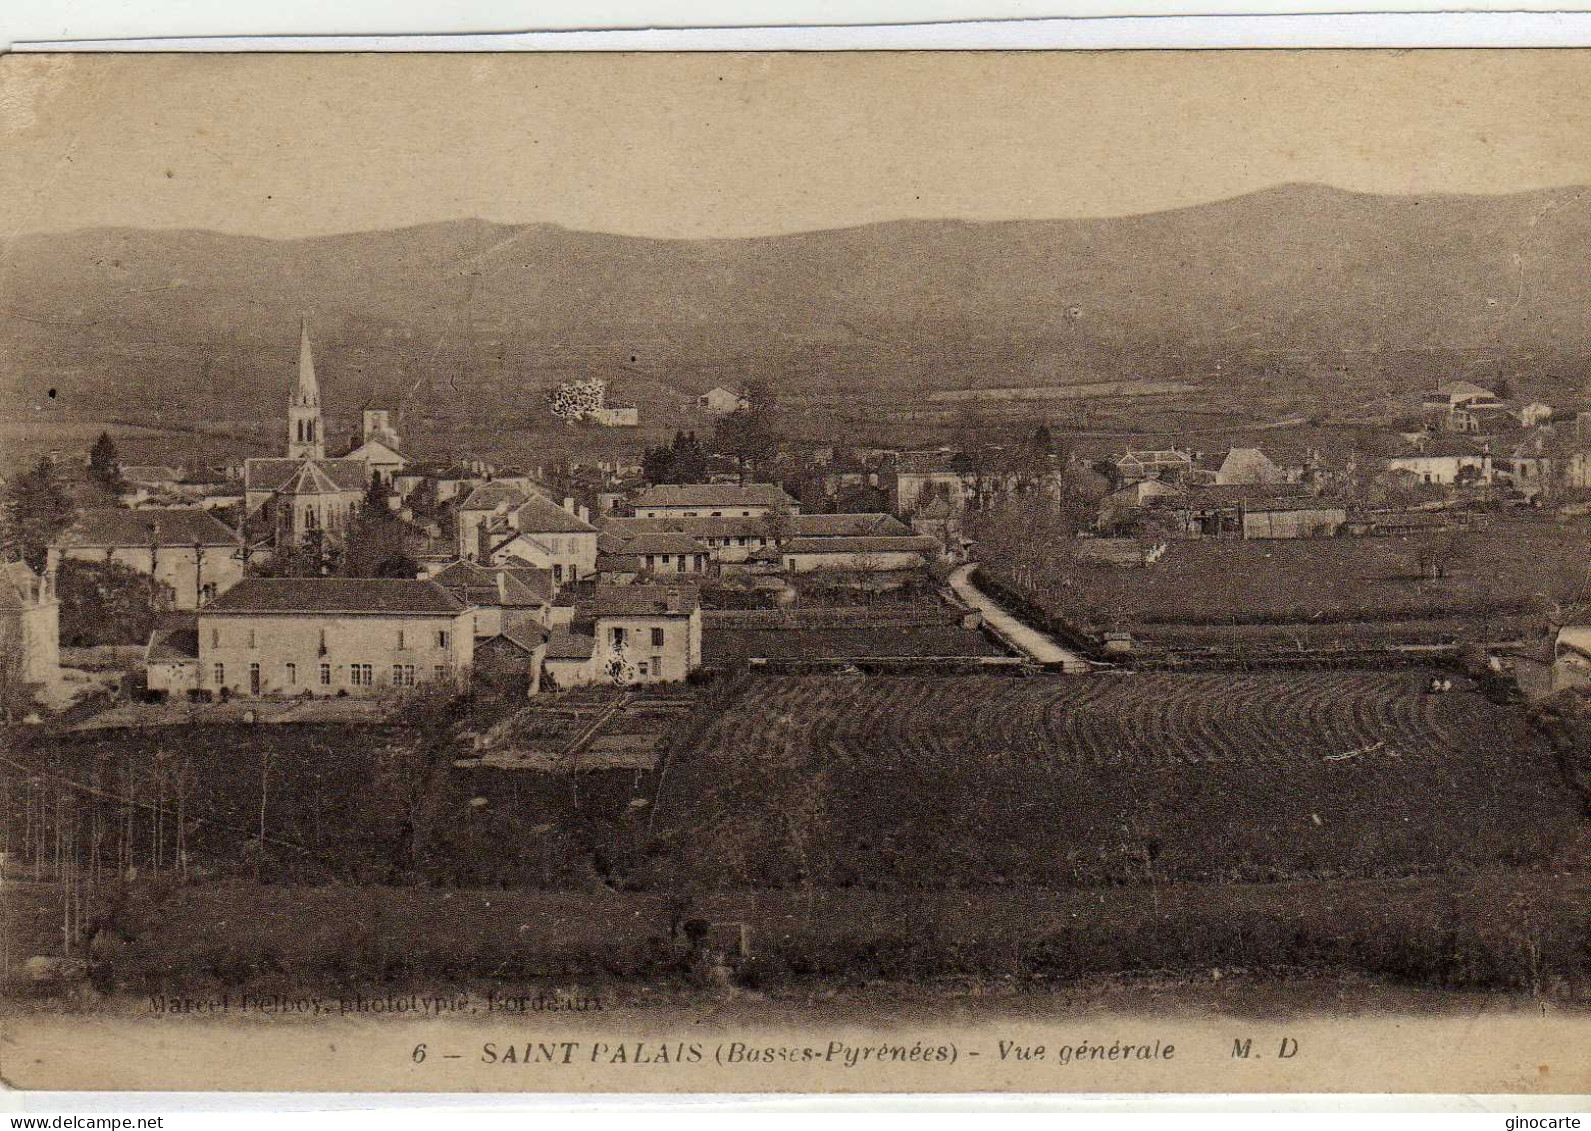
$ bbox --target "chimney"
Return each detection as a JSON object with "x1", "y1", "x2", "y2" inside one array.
[
  {"x1": 497, "y1": 572, "x2": 507, "y2": 601},
  {"x1": 563, "y1": 496, "x2": 576, "y2": 514}
]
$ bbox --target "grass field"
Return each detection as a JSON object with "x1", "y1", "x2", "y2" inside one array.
[
  {"x1": 986, "y1": 520, "x2": 1591, "y2": 637},
  {"x1": 648, "y1": 672, "x2": 1580, "y2": 887}
]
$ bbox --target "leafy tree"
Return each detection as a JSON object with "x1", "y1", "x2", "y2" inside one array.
[
  {"x1": 88, "y1": 431, "x2": 126, "y2": 496},
  {"x1": 56, "y1": 557, "x2": 176, "y2": 647},
  {"x1": 642, "y1": 431, "x2": 710, "y2": 485},
  {"x1": 760, "y1": 498, "x2": 796, "y2": 549},
  {"x1": 5, "y1": 457, "x2": 75, "y2": 571},
  {"x1": 341, "y1": 485, "x2": 420, "y2": 579},
  {"x1": 713, "y1": 381, "x2": 779, "y2": 484},
  {"x1": 406, "y1": 475, "x2": 440, "y2": 519}
]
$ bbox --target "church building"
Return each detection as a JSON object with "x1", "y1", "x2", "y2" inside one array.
[{"x1": 243, "y1": 322, "x2": 387, "y2": 547}]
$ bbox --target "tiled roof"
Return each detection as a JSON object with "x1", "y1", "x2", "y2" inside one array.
[
  {"x1": 594, "y1": 583, "x2": 701, "y2": 617},
  {"x1": 202, "y1": 578, "x2": 467, "y2": 616},
  {"x1": 459, "y1": 481, "x2": 531, "y2": 512},
  {"x1": 121, "y1": 465, "x2": 184, "y2": 485},
  {"x1": 53, "y1": 507, "x2": 242, "y2": 549},
  {"x1": 781, "y1": 535, "x2": 939, "y2": 555},
  {"x1": 515, "y1": 497, "x2": 597, "y2": 534},
  {"x1": 432, "y1": 561, "x2": 551, "y2": 608},
  {"x1": 244, "y1": 458, "x2": 367, "y2": 493},
  {"x1": 546, "y1": 628, "x2": 596, "y2": 660},
  {"x1": 484, "y1": 621, "x2": 550, "y2": 654},
  {"x1": 1181, "y1": 484, "x2": 1311, "y2": 507},
  {"x1": 596, "y1": 552, "x2": 644, "y2": 573},
  {"x1": 631, "y1": 483, "x2": 797, "y2": 510},
  {"x1": 600, "y1": 512, "x2": 903, "y2": 540}
]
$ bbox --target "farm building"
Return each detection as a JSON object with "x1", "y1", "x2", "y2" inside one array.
[
  {"x1": 464, "y1": 493, "x2": 600, "y2": 585},
  {"x1": 1238, "y1": 499, "x2": 1348, "y2": 539},
  {"x1": 602, "y1": 511, "x2": 910, "y2": 564},
  {"x1": 48, "y1": 507, "x2": 245, "y2": 609},
  {"x1": 194, "y1": 577, "x2": 475, "y2": 699},
  {"x1": 698, "y1": 386, "x2": 748, "y2": 416},
  {"x1": 598, "y1": 531, "x2": 711, "y2": 577}
]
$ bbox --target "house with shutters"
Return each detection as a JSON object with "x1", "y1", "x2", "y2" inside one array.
[
  {"x1": 48, "y1": 507, "x2": 245, "y2": 609},
  {"x1": 542, "y1": 584, "x2": 702, "y2": 687},
  {"x1": 194, "y1": 577, "x2": 474, "y2": 698}
]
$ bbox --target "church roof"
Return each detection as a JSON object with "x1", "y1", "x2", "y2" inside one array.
[
  {"x1": 244, "y1": 458, "x2": 367, "y2": 493},
  {"x1": 295, "y1": 319, "x2": 320, "y2": 407}
]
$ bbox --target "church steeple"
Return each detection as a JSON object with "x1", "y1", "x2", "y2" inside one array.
[{"x1": 286, "y1": 318, "x2": 325, "y2": 460}]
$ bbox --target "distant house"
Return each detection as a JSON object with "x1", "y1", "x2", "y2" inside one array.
[
  {"x1": 1175, "y1": 485, "x2": 1340, "y2": 539},
  {"x1": 1114, "y1": 448, "x2": 1194, "y2": 485},
  {"x1": 195, "y1": 577, "x2": 475, "y2": 698},
  {"x1": 48, "y1": 507, "x2": 245, "y2": 609},
  {"x1": 544, "y1": 584, "x2": 702, "y2": 687},
  {"x1": 698, "y1": 386, "x2": 747, "y2": 416},
  {"x1": 591, "y1": 401, "x2": 640, "y2": 427},
  {"x1": 630, "y1": 483, "x2": 799, "y2": 519},
  {"x1": 1423, "y1": 381, "x2": 1509, "y2": 433},
  {"x1": 1517, "y1": 401, "x2": 1554, "y2": 428},
  {"x1": 600, "y1": 511, "x2": 908, "y2": 564},
  {"x1": 0, "y1": 561, "x2": 60, "y2": 691},
  {"x1": 1387, "y1": 436, "x2": 1494, "y2": 486}
]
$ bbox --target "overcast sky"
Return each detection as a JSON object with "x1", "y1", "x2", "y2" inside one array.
[{"x1": 5, "y1": 50, "x2": 1591, "y2": 240}]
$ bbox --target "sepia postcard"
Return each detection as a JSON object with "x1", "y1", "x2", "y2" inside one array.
[{"x1": 1, "y1": 49, "x2": 1591, "y2": 1099}]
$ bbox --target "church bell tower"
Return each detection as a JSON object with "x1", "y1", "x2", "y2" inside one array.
[{"x1": 286, "y1": 319, "x2": 325, "y2": 460}]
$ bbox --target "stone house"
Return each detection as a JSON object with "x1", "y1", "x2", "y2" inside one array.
[
  {"x1": 630, "y1": 483, "x2": 799, "y2": 519},
  {"x1": 195, "y1": 577, "x2": 475, "y2": 698},
  {"x1": 543, "y1": 584, "x2": 702, "y2": 687},
  {"x1": 48, "y1": 507, "x2": 245, "y2": 609}
]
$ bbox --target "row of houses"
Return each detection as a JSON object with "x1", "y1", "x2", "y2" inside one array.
[{"x1": 145, "y1": 576, "x2": 703, "y2": 701}]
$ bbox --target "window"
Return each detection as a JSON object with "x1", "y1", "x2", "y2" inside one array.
[
  {"x1": 200, "y1": 583, "x2": 216, "y2": 604},
  {"x1": 247, "y1": 629, "x2": 256, "y2": 649},
  {"x1": 651, "y1": 627, "x2": 665, "y2": 648},
  {"x1": 392, "y1": 663, "x2": 416, "y2": 687},
  {"x1": 650, "y1": 657, "x2": 662, "y2": 677},
  {"x1": 318, "y1": 628, "x2": 328, "y2": 655},
  {"x1": 661, "y1": 555, "x2": 671, "y2": 566},
  {"x1": 611, "y1": 626, "x2": 627, "y2": 649},
  {"x1": 210, "y1": 627, "x2": 220, "y2": 648},
  {"x1": 553, "y1": 564, "x2": 564, "y2": 582},
  {"x1": 397, "y1": 629, "x2": 406, "y2": 650},
  {"x1": 350, "y1": 663, "x2": 374, "y2": 687},
  {"x1": 248, "y1": 662, "x2": 261, "y2": 694},
  {"x1": 711, "y1": 511, "x2": 722, "y2": 517},
  {"x1": 212, "y1": 662, "x2": 225, "y2": 686},
  {"x1": 285, "y1": 662, "x2": 297, "y2": 686},
  {"x1": 676, "y1": 557, "x2": 687, "y2": 572},
  {"x1": 436, "y1": 629, "x2": 450, "y2": 649},
  {"x1": 319, "y1": 663, "x2": 331, "y2": 686}
]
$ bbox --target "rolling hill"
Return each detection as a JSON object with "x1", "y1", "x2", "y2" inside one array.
[{"x1": 4, "y1": 183, "x2": 1591, "y2": 437}]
